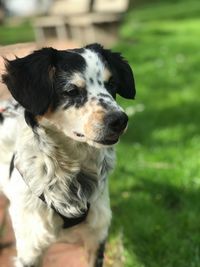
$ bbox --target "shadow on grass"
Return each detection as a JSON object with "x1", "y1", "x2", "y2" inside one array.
[
  {"x1": 111, "y1": 177, "x2": 200, "y2": 267},
  {"x1": 124, "y1": 100, "x2": 200, "y2": 145}
]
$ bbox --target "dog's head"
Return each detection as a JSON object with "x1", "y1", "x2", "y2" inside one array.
[{"x1": 2, "y1": 44, "x2": 136, "y2": 147}]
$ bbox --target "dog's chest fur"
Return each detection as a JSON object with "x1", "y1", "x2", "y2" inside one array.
[{"x1": 13, "y1": 118, "x2": 115, "y2": 228}]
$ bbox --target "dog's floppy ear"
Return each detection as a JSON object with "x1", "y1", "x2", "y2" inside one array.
[
  {"x1": 103, "y1": 49, "x2": 136, "y2": 99},
  {"x1": 86, "y1": 43, "x2": 136, "y2": 99},
  {"x1": 2, "y1": 48, "x2": 57, "y2": 115}
]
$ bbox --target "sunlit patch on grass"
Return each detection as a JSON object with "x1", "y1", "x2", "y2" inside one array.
[
  {"x1": 125, "y1": 104, "x2": 145, "y2": 117},
  {"x1": 105, "y1": 233, "x2": 125, "y2": 267},
  {"x1": 151, "y1": 125, "x2": 185, "y2": 142}
]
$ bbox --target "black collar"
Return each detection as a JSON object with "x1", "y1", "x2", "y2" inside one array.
[{"x1": 39, "y1": 194, "x2": 90, "y2": 229}]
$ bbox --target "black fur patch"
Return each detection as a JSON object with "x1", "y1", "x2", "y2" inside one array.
[
  {"x1": 2, "y1": 48, "x2": 57, "y2": 116},
  {"x1": 98, "y1": 80, "x2": 102, "y2": 86},
  {"x1": 75, "y1": 171, "x2": 98, "y2": 199},
  {"x1": 98, "y1": 93, "x2": 112, "y2": 99},
  {"x1": 9, "y1": 154, "x2": 15, "y2": 178},
  {"x1": 63, "y1": 92, "x2": 88, "y2": 109},
  {"x1": 0, "y1": 113, "x2": 4, "y2": 124},
  {"x1": 24, "y1": 111, "x2": 38, "y2": 129},
  {"x1": 96, "y1": 70, "x2": 101, "y2": 78},
  {"x1": 89, "y1": 77, "x2": 94, "y2": 84},
  {"x1": 98, "y1": 98, "x2": 109, "y2": 110}
]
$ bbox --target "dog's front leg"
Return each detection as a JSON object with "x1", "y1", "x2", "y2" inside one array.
[
  {"x1": 13, "y1": 224, "x2": 45, "y2": 267},
  {"x1": 83, "y1": 181, "x2": 111, "y2": 267},
  {"x1": 8, "y1": 203, "x2": 53, "y2": 267},
  {"x1": 15, "y1": 256, "x2": 42, "y2": 267},
  {"x1": 14, "y1": 234, "x2": 43, "y2": 267}
]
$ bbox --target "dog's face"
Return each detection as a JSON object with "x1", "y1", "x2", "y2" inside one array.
[{"x1": 3, "y1": 44, "x2": 136, "y2": 147}]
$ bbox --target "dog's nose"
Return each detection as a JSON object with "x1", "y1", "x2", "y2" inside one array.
[{"x1": 104, "y1": 111, "x2": 128, "y2": 134}]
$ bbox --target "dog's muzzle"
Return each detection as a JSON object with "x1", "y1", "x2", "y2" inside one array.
[{"x1": 97, "y1": 111, "x2": 128, "y2": 145}]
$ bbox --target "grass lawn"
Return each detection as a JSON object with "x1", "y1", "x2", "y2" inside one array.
[
  {"x1": 0, "y1": 20, "x2": 34, "y2": 45},
  {"x1": 109, "y1": 0, "x2": 200, "y2": 266}
]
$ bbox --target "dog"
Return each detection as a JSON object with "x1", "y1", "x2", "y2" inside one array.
[{"x1": 0, "y1": 43, "x2": 136, "y2": 267}]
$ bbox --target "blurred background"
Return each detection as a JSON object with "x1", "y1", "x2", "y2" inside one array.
[{"x1": 1, "y1": 0, "x2": 200, "y2": 266}]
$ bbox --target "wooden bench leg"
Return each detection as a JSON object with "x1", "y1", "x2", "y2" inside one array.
[
  {"x1": 56, "y1": 25, "x2": 68, "y2": 41},
  {"x1": 70, "y1": 25, "x2": 96, "y2": 45},
  {"x1": 84, "y1": 25, "x2": 96, "y2": 44},
  {"x1": 34, "y1": 27, "x2": 46, "y2": 43}
]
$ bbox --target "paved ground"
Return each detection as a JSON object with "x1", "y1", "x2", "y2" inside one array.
[{"x1": 0, "y1": 40, "x2": 90, "y2": 267}]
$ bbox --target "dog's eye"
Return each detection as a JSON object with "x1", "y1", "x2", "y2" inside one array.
[{"x1": 65, "y1": 85, "x2": 80, "y2": 97}]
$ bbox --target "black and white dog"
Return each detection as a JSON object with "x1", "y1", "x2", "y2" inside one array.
[{"x1": 0, "y1": 43, "x2": 136, "y2": 267}]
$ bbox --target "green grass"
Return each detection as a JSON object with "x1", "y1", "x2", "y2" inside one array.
[
  {"x1": 0, "y1": 20, "x2": 34, "y2": 45},
  {"x1": 109, "y1": 0, "x2": 200, "y2": 266}
]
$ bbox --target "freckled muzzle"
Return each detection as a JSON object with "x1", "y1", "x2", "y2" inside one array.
[{"x1": 84, "y1": 108, "x2": 128, "y2": 146}]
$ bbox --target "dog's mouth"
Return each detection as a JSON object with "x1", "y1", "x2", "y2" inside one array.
[
  {"x1": 94, "y1": 132, "x2": 120, "y2": 145},
  {"x1": 74, "y1": 131, "x2": 119, "y2": 146},
  {"x1": 74, "y1": 132, "x2": 85, "y2": 138},
  {"x1": 95, "y1": 137, "x2": 119, "y2": 146}
]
